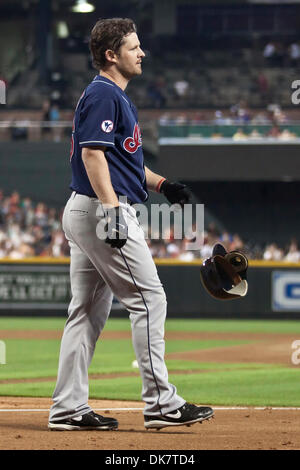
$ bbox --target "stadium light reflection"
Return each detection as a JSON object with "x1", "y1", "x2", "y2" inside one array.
[{"x1": 71, "y1": 0, "x2": 95, "y2": 13}]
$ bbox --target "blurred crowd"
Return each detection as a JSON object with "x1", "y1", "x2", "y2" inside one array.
[
  {"x1": 145, "y1": 224, "x2": 247, "y2": 262},
  {"x1": 159, "y1": 102, "x2": 291, "y2": 127},
  {"x1": 0, "y1": 189, "x2": 299, "y2": 262},
  {"x1": 158, "y1": 102, "x2": 300, "y2": 140},
  {"x1": 0, "y1": 190, "x2": 68, "y2": 259},
  {"x1": 263, "y1": 41, "x2": 300, "y2": 68}
]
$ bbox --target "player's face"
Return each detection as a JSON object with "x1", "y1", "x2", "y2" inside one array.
[{"x1": 115, "y1": 32, "x2": 145, "y2": 79}]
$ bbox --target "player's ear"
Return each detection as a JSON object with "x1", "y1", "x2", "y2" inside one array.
[{"x1": 105, "y1": 49, "x2": 118, "y2": 64}]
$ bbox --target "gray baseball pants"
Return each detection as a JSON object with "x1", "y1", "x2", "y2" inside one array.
[{"x1": 49, "y1": 191, "x2": 185, "y2": 421}]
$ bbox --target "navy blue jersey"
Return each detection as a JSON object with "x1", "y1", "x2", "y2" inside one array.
[{"x1": 69, "y1": 75, "x2": 148, "y2": 204}]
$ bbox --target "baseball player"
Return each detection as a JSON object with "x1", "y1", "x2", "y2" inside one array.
[{"x1": 48, "y1": 18, "x2": 214, "y2": 431}]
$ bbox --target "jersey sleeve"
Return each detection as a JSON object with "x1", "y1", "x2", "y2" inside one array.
[{"x1": 78, "y1": 96, "x2": 117, "y2": 148}]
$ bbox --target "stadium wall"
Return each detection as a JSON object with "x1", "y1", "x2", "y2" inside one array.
[
  {"x1": 0, "y1": 259, "x2": 299, "y2": 319},
  {"x1": 158, "y1": 141, "x2": 300, "y2": 181},
  {"x1": 0, "y1": 142, "x2": 156, "y2": 207},
  {"x1": 0, "y1": 142, "x2": 71, "y2": 207}
]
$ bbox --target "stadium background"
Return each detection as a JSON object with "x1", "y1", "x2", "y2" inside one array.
[
  {"x1": 1, "y1": 0, "x2": 300, "y2": 451},
  {"x1": 1, "y1": 0, "x2": 300, "y2": 317}
]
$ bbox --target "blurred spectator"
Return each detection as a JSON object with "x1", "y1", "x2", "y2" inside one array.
[
  {"x1": 166, "y1": 241, "x2": 181, "y2": 258},
  {"x1": 285, "y1": 241, "x2": 300, "y2": 262},
  {"x1": 214, "y1": 110, "x2": 226, "y2": 125},
  {"x1": 35, "y1": 203, "x2": 48, "y2": 227},
  {"x1": 41, "y1": 99, "x2": 51, "y2": 139},
  {"x1": 271, "y1": 105, "x2": 288, "y2": 125},
  {"x1": 51, "y1": 230, "x2": 65, "y2": 257},
  {"x1": 263, "y1": 41, "x2": 284, "y2": 67},
  {"x1": 263, "y1": 243, "x2": 283, "y2": 261},
  {"x1": 278, "y1": 129, "x2": 297, "y2": 141},
  {"x1": 219, "y1": 231, "x2": 233, "y2": 252},
  {"x1": 267, "y1": 125, "x2": 281, "y2": 138},
  {"x1": 49, "y1": 103, "x2": 62, "y2": 142},
  {"x1": 207, "y1": 222, "x2": 221, "y2": 240},
  {"x1": 173, "y1": 79, "x2": 189, "y2": 100},
  {"x1": 50, "y1": 104, "x2": 60, "y2": 122},
  {"x1": 232, "y1": 128, "x2": 248, "y2": 141},
  {"x1": 251, "y1": 111, "x2": 271, "y2": 125},
  {"x1": 229, "y1": 234, "x2": 245, "y2": 251},
  {"x1": 288, "y1": 42, "x2": 300, "y2": 68},
  {"x1": 21, "y1": 197, "x2": 35, "y2": 226},
  {"x1": 210, "y1": 132, "x2": 223, "y2": 139},
  {"x1": 158, "y1": 113, "x2": 173, "y2": 126},
  {"x1": 248, "y1": 128, "x2": 263, "y2": 140},
  {"x1": 10, "y1": 118, "x2": 29, "y2": 141},
  {"x1": 147, "y1": 76, "x2": 167, "y2": 108},
  {"x1": 257, "y1": 72, "x2": 269, "y2": 104},
  {"x1": 236, "y1": 108, "x2": 251, "y2": 124},
  {"x1": 178, "y1": 250, "x2": 195, "y2": 261},
  {"x1": 263, "y1": 41, "x2": 276, "y2": 65},
  {"x1": 230, "y1": 101, "x2": 251, "y2": 124},
  {"x1": 175, "y1": 113, "x2": 188, "y2": 125},
  {"x1": 191, "y1": 112, "x2": 204, "y2": 124},
  {"x1": 200, "y1": 241, "x2": 213, "y2": 260}
]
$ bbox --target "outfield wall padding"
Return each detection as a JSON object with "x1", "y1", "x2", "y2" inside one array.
[{"x1": 0, "y1": 260, "x2": 299, "y2": 319}]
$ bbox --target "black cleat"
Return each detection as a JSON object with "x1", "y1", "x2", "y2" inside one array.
[
  {"x1": 144, "y1": 403, "x2": 214, "y2": 430},
  {"x1": 48, "y1": 411, "x2": 118, "y2": 431}
]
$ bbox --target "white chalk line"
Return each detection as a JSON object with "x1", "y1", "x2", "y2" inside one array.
[{"x1": 1, "y1": 406, "x2": 300, "y2": 412}]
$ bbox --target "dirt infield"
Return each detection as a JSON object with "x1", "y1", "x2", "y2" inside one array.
[{"x1": 0, "y1": 397, "x2": 300, "y2": 450}]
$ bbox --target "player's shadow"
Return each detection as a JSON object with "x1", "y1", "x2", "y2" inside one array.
[
  {"x1": 117, "y1": 428, "x2": 197, "y2": 435},
  {"x1": 1, "y1": 422, "x2": 200, "y2": 435},
  {"x1": 1, "y1": 421, "x2": 47, "y2": 432}
]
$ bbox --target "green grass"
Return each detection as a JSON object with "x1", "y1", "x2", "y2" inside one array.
[
  {"x1": 165, "y1": 318, "x2": 300, "y2": 334},
  {"x1": 2, "y1": 316, "x2": 300, "y2": 334},
  {"x1": 0, "y1": 368, "x2": 299, "y2": 407},
  {"x1": 0, "y1": 317, "x2": 66, "y2": 330},
  {"x1": 0, "y1": 338, "x2": 250, "y2": 380},
  {"x1": 0, "y1": 317, "x2": 300, "y2": 406},
  {"x1": 89, "y1": 368, "x2": 300, "y2": 406}
]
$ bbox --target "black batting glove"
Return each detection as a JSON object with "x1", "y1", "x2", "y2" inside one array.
[
  {"x1": 160, "y1": 180, "x2": 192, "y2": 207},
  {"x1": 104, "y1": 206, "x2": 128, "y2": 249}
]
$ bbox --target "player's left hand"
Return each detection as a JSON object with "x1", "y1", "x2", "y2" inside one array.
[
  {"x1": 104, "y1": 206, "x2": 128, "y2": 249},
  {"x1": 160, "y1": 180, "x2": 192, "y2": 207}
]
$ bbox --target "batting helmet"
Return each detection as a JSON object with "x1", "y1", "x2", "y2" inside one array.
[{"x1": 200, "y1": 243, "x2": 248, "y2": 300}]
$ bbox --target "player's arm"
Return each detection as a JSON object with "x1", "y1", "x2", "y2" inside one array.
[
  {"x1": 144, "y1": 166, "x2": 166, "y2": 193},
  {"x1": 145, "y1": 165, "x2": 192, "y2": 207},
  {"x1": 82, "y1": 146, "x2": 119, "y2": 208},
  {"x1": 82, "y1": 146, "x2": 128, "y2": 249}
]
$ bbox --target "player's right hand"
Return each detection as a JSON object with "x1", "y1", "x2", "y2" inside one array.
[{"x1": 104, "y1": 206, "x2": 128, "y2": 249}]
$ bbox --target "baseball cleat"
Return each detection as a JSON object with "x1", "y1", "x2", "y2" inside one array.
[
  {"x1": 144, "y1": 403, "x2": 214, "y2": 430},
  {"x1": 48, "y1": 411, "x2": 118, "y2": 431}
]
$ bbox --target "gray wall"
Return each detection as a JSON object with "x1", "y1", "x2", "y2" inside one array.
[
  {"x1": 0, "y1": 142, "x2": 72, "y2": 207},
  {"x1": 158, "y1": 142, "x2": 300, "y2": 181},
  {"x1": 0, "y1": 142, "x2": 157, "y2": 207}
]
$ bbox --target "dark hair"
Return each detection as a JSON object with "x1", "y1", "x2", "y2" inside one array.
[{"x1": 89, "y1": 18, "x2": 137, "y2": 70}]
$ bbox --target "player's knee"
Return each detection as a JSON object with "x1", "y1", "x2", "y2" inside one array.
[
  {"x1": 142, "y1": 286, "x2": 167, "y2": 311},
  {"x1": 158, "y1": 287, "x2": 167, "y2": 306}
]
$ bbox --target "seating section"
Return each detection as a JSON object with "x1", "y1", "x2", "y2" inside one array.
[{"x1": 4, "y1": 46, "x2": 300, "y2": 110}]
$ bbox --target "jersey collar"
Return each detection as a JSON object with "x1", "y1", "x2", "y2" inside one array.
[{"x1": 93, "y1": 75, "x2": 127, "y2": 94}]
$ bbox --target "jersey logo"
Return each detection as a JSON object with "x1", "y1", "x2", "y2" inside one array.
[
  {"x1": 101, "y1": 120, "x2": 114, "y2": 133},
  {"x1": 123, "y1": 123, "x2": 142, "y2": 154}
]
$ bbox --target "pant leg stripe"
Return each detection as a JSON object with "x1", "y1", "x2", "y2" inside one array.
[{"x1": 119, "y1": 248, "x2": 162, "y2": 415}]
